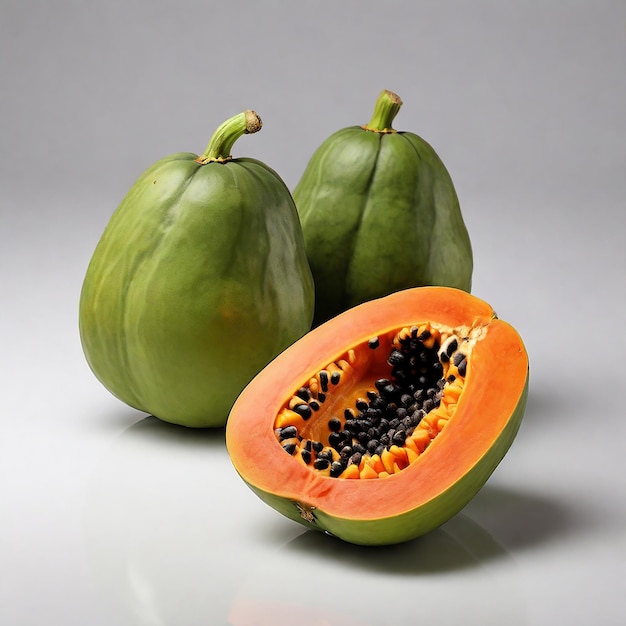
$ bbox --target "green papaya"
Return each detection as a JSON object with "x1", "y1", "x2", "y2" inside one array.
[
  {"x1": 79, "y1": 110, "x2": 314, "y2": 428},
  {"x1": 293, "y1": 89, "x2": 473, "y2": 326}
]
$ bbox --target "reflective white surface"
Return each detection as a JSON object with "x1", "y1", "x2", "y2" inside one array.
[
  {"x1": 2, "y1": 341, "x2": 625, "y2": 625},
  {"x1": 2, "y1": 2, "x2": 625, "y2": 624}
]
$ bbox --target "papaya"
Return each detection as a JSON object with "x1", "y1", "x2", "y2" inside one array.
[
  {"x1": 293, "y1": 89, "x2": 473, "y2": 326},
  {"x1": 226, "y1": 287, "x2": 528, "y2": 545},
  {"x1": 79, "y1": 110, "x2": 314, "y2": 428}
]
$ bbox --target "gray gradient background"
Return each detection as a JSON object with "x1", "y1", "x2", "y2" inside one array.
[{"x1": 1, "y1": 1, "x2": 625, "y2": 624}]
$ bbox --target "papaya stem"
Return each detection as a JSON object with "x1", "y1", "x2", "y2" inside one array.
[
  {"x1": 196, "y1": 110, "x2": 262, "y2": 164},
  {"x1": 362, "y1": 89, "x2": 402, "y2": 133}
]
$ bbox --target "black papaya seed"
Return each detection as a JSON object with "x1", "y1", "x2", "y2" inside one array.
[
  {"x1": 375, "y1": 378, "x2": 391, "y2": 391},
  {"x1": 319, "y1": 370, "x2": 329, "y2": 392},
  {"x1": 446, "y1": 338, "x2": 458, "y2": 357},
  {"x1": 328, "y1": 432, "x2": 344, "y2": 450},
  {"x1": 279, "y1": 426, "x2": 298, "y2": 441},
  {"x1": 330, "y1": 461, "x2": 345, "y2": 477},
  {"x1": 388, "y1": 350, "x2": 404, "y2": 366},
  {"x1": 340, "y1": 445, "x2": 353, "y2": 458},
  {"x1": 314, "y1": 458, "x2": 330, "y2": 470},
  {"x1": 355, "y1": 398, "x2": 369, "y2": 412},
  {"x1": 317, "y1": 448, "x2": 334, "y2": 462},
  {"x1": 392, "y1": 430, "x2": 407, "y2": 446},
  {"x1": 294, "y1": 403, "x2": 312, "y2": 419},
  {"x1": 328, "y1": 417, "x2": 342, "y2": 432},
  {"x1": 349, "y1": 452, "x2": 362, "y2": 466},
  {"x1": 296, "y1": 387, "x2": 311, "y2": 401},
  {"x1": 367, "y1": 439, "x2": 380, "y2": 453},
  {"x1": 453, "y1": 351, "x2": 466, "y2": 367},
  {"x1": 457, "y1": 358, "x2": 467, "y2": 377},
  {"x1": 282, "y1": 441, "x2": 297, "y2": 455}
]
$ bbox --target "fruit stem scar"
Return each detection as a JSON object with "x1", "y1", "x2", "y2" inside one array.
[{"x1": 295, "y1": 501, "x2": 317, "y2": 524}]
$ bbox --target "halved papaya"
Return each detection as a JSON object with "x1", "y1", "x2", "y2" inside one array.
[{"x1": 226, "y1": 287, "x2": 529, "y2": 546}]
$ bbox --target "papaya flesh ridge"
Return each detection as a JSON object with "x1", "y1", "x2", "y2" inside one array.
[{"x1": 226, "y1": 287, "x2": 529, "y2": 546}]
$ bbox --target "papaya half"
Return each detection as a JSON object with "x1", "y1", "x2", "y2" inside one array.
[
  {"x1": 226, "y1": 287, "x2": 528, "y2": 546},
  {"x1": 79, "y1": 111, "x2": 314, "y2": 428},
  {"x1": 293, "y1": 89, "x2": 473, "y2": 326}
]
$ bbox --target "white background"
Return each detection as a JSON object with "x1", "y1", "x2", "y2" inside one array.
[{"x1": 2, "y1": 1, "x2": 625, "y2": 624}]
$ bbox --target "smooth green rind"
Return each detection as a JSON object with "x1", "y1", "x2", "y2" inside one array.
[
  {"x1": 239, "y1": 376, "x2": 527, "y2": 546},
  {"x1": 294, "y1": 127, "x2": 381, "y2": 324},
  {"x1": 79, "y1": 154, "x2": 314, "y2": 427},
  {"x1": 294, "y1": 124, "x2": 473, "y2": 326}
]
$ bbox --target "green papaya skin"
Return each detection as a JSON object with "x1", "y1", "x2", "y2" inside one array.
[
  {"x1": 293, "y1": 90, "x2": 473, "y2": 326},
  {"x1": 79, "y1": 111, "x2": 314, "y2": 427}
]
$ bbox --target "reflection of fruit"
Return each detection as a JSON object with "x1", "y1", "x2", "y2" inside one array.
[
  {"x1": 83, "y1": 417, "x2": 247, "y2": 624},
  {"x1": 229, "y1": 601, "x2": 365, "y2": 626},
  {"x1": 79, "y1": 110, "x2": 314, "y2": 427},
  {"x1": 293, "y1": 89, "x2": 473, "y2": 326},
  {"x1": 227, "y1": 287, "x2": 529, "y2": 545},
  {"x1": 229, "y1": 514, "x2": 525, "y2": 626}
]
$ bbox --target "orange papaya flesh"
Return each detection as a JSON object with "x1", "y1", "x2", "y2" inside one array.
[{"x1": 226, "y1": 287, "x2": 529, "y2": 546}]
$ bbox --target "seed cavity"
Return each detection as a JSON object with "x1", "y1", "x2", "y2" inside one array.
[{"x1": 273, "y1": 322, "x2": 474, "y2": 479}]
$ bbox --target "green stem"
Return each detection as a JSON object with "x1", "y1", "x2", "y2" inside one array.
[
  {"x1": 196, "y1": 110, "x2": 262, "y2": 164},
  {"x1": 362, "y1": 89, "x2": 403, "y2": 133}
]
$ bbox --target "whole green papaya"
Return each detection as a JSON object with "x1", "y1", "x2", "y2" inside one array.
[
  {"x1": 79, "y1": 110, "x2": 314, "y2": 427},
  {"x1": 293, "y1": 90, "x2": 473, "y2": 326}
]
